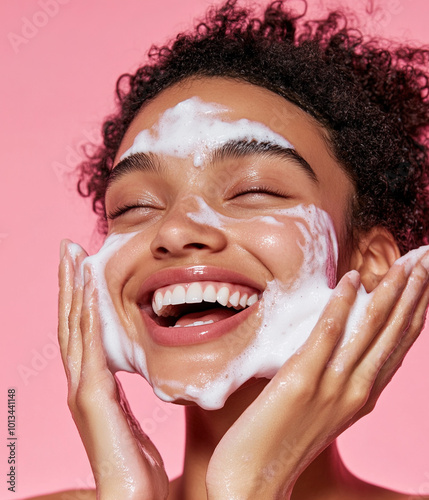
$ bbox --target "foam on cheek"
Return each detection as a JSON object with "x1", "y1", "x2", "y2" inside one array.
[
  {"x1": 178, "y1": 201, "x2": 429, "y2": 409},
  {"x1": 176, "y1": 204, "x2": 344, "y2": 408},
  {"x1": 67, "y1": 201, "x2": 429, "y2": 411},
  {"x1": 186, "y1": 197, "x2": 289, "y2": 230},
  {"x1": 120, "y1": 97, "x2": 294, "y2": 168},
  {"x1": 81, "y1": 233, "x2": 149, "y2": 377},
  {"x1": 187, "y1": 197, "x2": 226, "y2": 228}
]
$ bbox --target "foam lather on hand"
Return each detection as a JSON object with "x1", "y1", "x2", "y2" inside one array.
[
  {"x1": 73, "y1": 91, "x2": 429, "y2": 410},
  {"x1": 172, "y1": 203, "x2": 345, "y2": 408},
  {"x1": 83, "y1": 233, "x2": 149, "y2": 376},
  {"x1": 70, "y1": 207, "x2": 429, "y2": 410}
]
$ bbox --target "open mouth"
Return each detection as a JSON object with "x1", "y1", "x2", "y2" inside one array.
[{"x1": 146, "y1": 281, "x2": 260, "y2": 328}]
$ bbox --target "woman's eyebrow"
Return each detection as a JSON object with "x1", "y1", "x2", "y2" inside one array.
[
  {"x1": 210, "y1": 139, "x2": 318, "y2": 183},
  {"x1": 107, "y1": 139, "x2": 318, "y2": 188},
  {"x1": 106, "y1": 152, "x2": 162, "y2": 190}
]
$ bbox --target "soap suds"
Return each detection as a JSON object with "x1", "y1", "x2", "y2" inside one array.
[
  {"x1": 120, "y1": 97, "x2": 294, "y2": 168},
  {"x1": 168, "y1": 203, "x2": 345, "y2": 408},
  {"x1": 70, "y1": 94, "x2": 429, "y2": 411},
  {"x1": 71, "y1": 202, "x2": 429, "y2": 411},
  {"x1": 154, "y1": 200, "x2": 429, "y2": 409},
  {"x1": 77, "y1": 233, "x2": 149, "y2": 377}
]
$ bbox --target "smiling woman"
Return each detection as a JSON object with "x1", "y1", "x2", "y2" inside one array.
[
  {"x1": 94, "y1": 78, "x2": 354, "y2": 412},
  {"x1": 26, "y1": 0, "x2": 429, "y2": 499}
]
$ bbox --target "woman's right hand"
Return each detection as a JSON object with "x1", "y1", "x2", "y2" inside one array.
[
  {"x1": 206, "y1": 249, "x2": 429, "y2": 500},
  {"x1": 58, "y1": 239, "x2": 169, "y2": 500}
]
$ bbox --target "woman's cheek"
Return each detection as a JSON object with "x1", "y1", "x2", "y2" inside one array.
[
  {"x1": 102, "y1": 236, "x2": 148, "y2": 342},
  {"x1": 228, "y1": 216, "x2": 306, "y2": 285}
]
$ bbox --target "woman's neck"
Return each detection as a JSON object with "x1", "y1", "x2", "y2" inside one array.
[{"x1": 170, "y1": 378, "x2": 354, "y2": 500}]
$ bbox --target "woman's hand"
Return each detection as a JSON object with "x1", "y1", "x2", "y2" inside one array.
[
  {"x1": 206, "y1": 250, "x2": 429, "y2": 499},
  {"x1": 58, "y1": 240, "x2": 169, "y2": 500}
]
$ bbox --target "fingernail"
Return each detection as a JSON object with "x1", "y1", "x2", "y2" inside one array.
[
  {"x1": 60, "y1": 239, "x2": 67, "y2": 260},
  {"x1": 347, "y1": 270, "x2": 361, "y2": 289},
  {"x1": 83, "y1": 264, "x2": 93, "y2": 284},
  {"x1": 421, "y1": 252, "x2": 429, "y2": 269}
]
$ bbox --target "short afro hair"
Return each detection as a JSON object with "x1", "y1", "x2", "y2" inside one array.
[{"x1": 77, "y1": 0, "x2": 429, "y2": 254}]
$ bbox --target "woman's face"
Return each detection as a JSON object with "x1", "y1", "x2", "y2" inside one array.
[{"x1": 100, "y1": 77, "x2": 355, "y2": 408}]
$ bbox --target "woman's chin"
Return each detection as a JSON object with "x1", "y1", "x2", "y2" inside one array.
[{"x1": 151, "y1": 376, "x2": 270, "y2": 412}]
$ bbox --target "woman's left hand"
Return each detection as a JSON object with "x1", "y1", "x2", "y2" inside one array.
[
  {"x1": 58, "y1": 240, "x2": 169, "y2": 500},
  {"x1": 206, "y1": 251, "x2": 429, "y2": 499}
]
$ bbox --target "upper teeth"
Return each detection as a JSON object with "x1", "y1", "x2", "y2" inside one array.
[{"x1": 151, "y1": 282, "x2": 259, "y2": 317}]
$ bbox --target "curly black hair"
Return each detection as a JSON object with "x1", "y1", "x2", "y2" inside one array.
[{"x1": 77, "y1": 0, "x2": 429, "y2": 254}]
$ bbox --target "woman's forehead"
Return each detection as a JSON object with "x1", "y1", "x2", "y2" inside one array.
[{"x1": 114, "y1": 77, "x2": 323, "y2": 163}]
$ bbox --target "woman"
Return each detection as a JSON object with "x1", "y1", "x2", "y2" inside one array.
[{"x1": 33, "y1": 1, "x2": 429, "y2": 498}]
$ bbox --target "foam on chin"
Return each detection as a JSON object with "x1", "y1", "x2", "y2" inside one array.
[
  {"x1": 70, "y1": 95, "x2": 429, "y2": 410},
  {"x1": 77, "y1": 200, "x2": 340, "y2": 410},
  {"x1": 158, "y1": 203, "x2": 342, "y2": 409}
]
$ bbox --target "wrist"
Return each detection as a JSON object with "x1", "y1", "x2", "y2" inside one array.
[{"x1": 206, "y1": 468, "x2": 294, "y2": 500}]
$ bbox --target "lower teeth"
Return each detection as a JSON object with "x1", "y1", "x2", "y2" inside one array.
[{"x1": 170, "y1": 319, "x2": 215, "y2": 328}]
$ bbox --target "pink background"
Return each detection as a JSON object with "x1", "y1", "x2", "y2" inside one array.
[{"x1": 1, "y1": 0, "x2": 429, "y2": 498}]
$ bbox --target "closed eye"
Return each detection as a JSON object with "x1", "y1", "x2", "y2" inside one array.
[
  {"x1": 231, "y1": 186, "x2": 290, "y2": 199},
  {"x1": 106, "y1": 203, "x2": 158, "y2": 220}
]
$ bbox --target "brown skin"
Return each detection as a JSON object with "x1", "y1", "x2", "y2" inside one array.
[{"x1": 28, "y1": 78, "x2": 429, "y2": 499}]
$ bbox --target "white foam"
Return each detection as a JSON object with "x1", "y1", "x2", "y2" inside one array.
[
  {"x1": 167, "y1": 204, "x2": 343, "y2": 409},
  {"x1": 187, "y1": 197, "x2": 226, "y2": 228},
  {"x1": 169, "y1": 203, "x2": 429, "y2": 409},
  {"x1": 74, "y1": 94, "x2": 429, "y2": 410},
  {"x1": 72, "y1": 204, "x2": 429, "y2": 411},
  {"x1": 120, "y1": 97, "x2": 294, "y2": 168},
  {"x1": 78, "y1": 233, "x2": 149, "y2": 377}
]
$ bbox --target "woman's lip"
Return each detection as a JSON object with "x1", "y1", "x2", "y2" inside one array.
[
  {"x1": 139, "y1": 265, "x2": 264, "y2": 302},
  {"x1": 140, "y1": 300, "x2": 259, "y2": 346},
  {"x1": 137, "y1": 266, "x2": 263, "y2": 347}
]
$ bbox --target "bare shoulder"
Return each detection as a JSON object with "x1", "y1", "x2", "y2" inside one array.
[
  {"x1": 394, "y1": 494, "x2": 429, "y2": 500},
  {"x1": 341, "y1": 477, "x2": 429, "y2": 500},
  {"x1": 365, "y1": 487, "x2": 429, "y2": 500},
  {"x1": 378, "y1": 486, "x2": 429, "y2": 500},
  {"x1": 23, "y1": 490, "x2": 96, "y2": 500},
  {"x1": 361, "y1": 486, "x2": 429, "y2": 500}
]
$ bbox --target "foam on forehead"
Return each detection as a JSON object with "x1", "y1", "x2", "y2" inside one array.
[{"x1": 120, "y1": 97, "x2": 294, "y2": 167}]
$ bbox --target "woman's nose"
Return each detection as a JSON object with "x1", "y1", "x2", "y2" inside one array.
[{"x1": 150, "y1": 200, "x2": 228, "y2": 259}]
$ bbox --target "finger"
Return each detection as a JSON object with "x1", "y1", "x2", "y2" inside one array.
[
  {"x1": 355, "y1": 280, "x2": 429, "y2": 420},
  {"x1": 282, "y1": 270, "x2": 360, "y2": 379},
  {"x1": 58, "y1": 239, "x2": 73, "y2": 368},
  {"x1": 392, "y1": 274, "x2": 429, "y2": 353},
  {"x1": 370, "y1": 276, "x2": 429, "y2": 396},
  {"x1": 66, "y1": 244, "x2": 88, "y2": 386},
  {"x1": 79, "y1": 265, "x2": 114, "y2": 394},
  {"x1": 354, "y1": 256, "x2": 429, "y2": 383},
  {"x1": 328, "y1": 259, "x2": 410, "y2": 373}
]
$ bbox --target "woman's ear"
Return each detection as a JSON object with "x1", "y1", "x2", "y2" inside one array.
[{"x1": 349, "y1": 227, "x2": 401, "y2": 292}]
